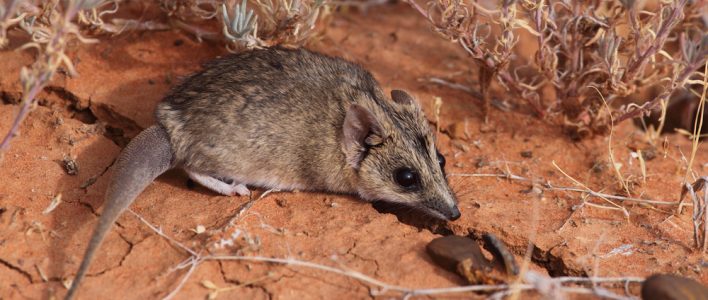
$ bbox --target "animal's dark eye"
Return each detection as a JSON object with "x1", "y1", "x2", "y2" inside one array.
[
  {"x1": 437, "y1": 151, "x2": 446, "y2": 169},
  {"x1": 394, "y1": 167, "x2": 418, "y2": 189}
]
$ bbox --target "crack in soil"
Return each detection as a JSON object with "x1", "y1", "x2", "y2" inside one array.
[
  {"x1": 42, "y1": 86, "x2": 99, "y2": 125},
  {"x1": 0, "y1": 90, "x2": 19, "y2": 104},
  {"x1": 73, "y1": 157, "x2": 116, "y2": 216},
  {"x1": 344, "y1": 242, "x2": 382, "y2": 278},
  {"x1": 217, "y1": 260, "x2": 229, "y2": 283},
  {"x1": 252, "y1": 284, "x2": 273, "y2": 300},
  {"x1": 115, "y1": 232, "x2": 136, "y2": 268},
  {"x1": 82, "y1": 157, "x2": 116, "y2": 191},
  {"x1": 44, "y1": 86, "x2": 82, "y2": 108},
  {"x1": 62, "y1": 195, "x2": 101, "y2": 221},
  {"x1": 0, "y1": 85, "x2": 135, "y2": 147},
  {"x1": 217, "y1": 260, "x2": 277, "y2": 300},
  {"x1": 79, "y1": 232, "x2": 135, "y2": 278},
  {"x1": 90, "y1": 102, "x2": 142, "y2": 145},
  {"x1": 39, "y1": 86, "x2": 98, "y2": 124},
  {"x1": 0, "y1": 257, "x2": 34, "y2": 284}
]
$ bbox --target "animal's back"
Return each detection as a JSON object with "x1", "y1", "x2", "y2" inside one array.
[{"x1": 156, "y1": 47, "x2": 383, "y2": 191}]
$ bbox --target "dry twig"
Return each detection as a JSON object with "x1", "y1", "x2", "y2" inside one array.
[{"x1": 677, "y1": 177, "x2": 708, "y2": 251}]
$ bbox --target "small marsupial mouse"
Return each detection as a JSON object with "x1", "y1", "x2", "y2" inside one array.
[{"x1": 65, "y1": 47, "x2": 460, "y2": 299}]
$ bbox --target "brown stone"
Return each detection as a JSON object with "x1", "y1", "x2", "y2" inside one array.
[
  {"x1": 426, "y1": 236, "x2": 489, "y2": 274},
  {"x1": 641, "y1": 274, "x2": 708, "y2": 300}
]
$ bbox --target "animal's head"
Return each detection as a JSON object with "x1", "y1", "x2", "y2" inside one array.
[{"x1": 342, "y1": 89, "x2": 460, "y2": 221}]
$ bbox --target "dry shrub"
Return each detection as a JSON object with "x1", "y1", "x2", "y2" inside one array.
[
  {"x1": 161, "y1": 0, "x2": 331, "y2": 49},
  {"x1": 405, "y1": 0, "x2": 707, "y2": 139}
]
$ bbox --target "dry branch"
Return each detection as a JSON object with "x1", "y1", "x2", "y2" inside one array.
[{"x1": 677, "y1": 177, "x2": 708, "y2": 252}]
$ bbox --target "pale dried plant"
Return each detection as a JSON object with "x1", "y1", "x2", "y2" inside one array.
[
  {"x1": 0, "y1": 0, "x2": 25, "y2": 47},
  {"x1": 0, "y1": 0, "x2": 106, "y2": 156},
  {"x1": 405, "y1": 0, "x2": 707, "y2": 139},
  {"x1": 160, "y1": 0, "x2": 222, "y2": 19},
  {"x1": 77, "y1": 0, "x2": 172, "y2": 34},
  {"x1": 75, "y1": 0, "x2": 119, "y2": 30},
  {"x1": 677, "y1": 177, "x2": 708, "y2": 252},
  {"x1": 678, "y1": 64, "x2": 707, "y2": 253},
  {"x1": 252, "y1": 0, "x2": 329, "y2": 46},
  {"x1": 161, "y1": 0, "x2": 331, "y2": 49},
  {"x1": 406, "y1": 0, "x2": 545, "y2": 120},
  {"x1": 219, "y1": 0, "x2": 331, "y2": 51},
  {"x1": 221, "y1": 0, "x2": 261, "y2": 50}
]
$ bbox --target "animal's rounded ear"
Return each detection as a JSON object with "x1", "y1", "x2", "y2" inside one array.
[
  {"x1": 391, "y1": 90, "x2": 416, "y2": 106},
  {"x1": 342, "y1": 104, "x2": 384, "y2": 169}
]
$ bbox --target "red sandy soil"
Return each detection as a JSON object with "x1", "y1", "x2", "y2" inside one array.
[{"x1": 1, "y1": 4, "x2": 707, "y2": 300}]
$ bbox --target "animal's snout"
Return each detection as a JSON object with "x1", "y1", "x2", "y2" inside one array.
[{"x1": 447, "y1": 205, "x2": 461, "y2": 221}]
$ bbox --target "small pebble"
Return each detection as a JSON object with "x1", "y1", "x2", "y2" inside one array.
[
  {"x1": 426, "y1": 235, "x2": 516, "y2": 285},
  {"x1": 62, "y1": 156, "x2": 78, "y2": 175},
  {"x1": 641, "y1": 148, "x2": 657, "y2": 161},
  {"x1": 276, "y1": 198, "x2": 288, "y2": 208},
  {"x1": 426, "y1": 235, "x2": 487, "y2": 274}
]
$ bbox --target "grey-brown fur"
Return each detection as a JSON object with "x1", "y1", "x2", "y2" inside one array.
[{"x1": 66, "y1": 47, "x2": 459, "y2": 299}]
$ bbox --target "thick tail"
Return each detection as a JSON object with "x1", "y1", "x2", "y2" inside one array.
[{"x1": 65, "y1": 125, "x2": 174, "y2": 300}]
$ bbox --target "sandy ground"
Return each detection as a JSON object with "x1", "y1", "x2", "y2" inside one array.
[{"x1": 1, "y1": 4, "x2": 707, "y2": 300}]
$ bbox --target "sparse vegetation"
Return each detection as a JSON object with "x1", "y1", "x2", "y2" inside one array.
[{"x1": 404, "y1": 0, "x2": 707, "y2": 139}]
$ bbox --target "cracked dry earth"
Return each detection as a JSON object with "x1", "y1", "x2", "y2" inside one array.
[{"x1": 1, "y1": 4, "x2": 707, "y2": 300}]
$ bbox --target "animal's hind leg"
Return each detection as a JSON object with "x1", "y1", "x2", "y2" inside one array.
[{"x1": 187, "y1": 171, "x2": 250, "y2": 196}]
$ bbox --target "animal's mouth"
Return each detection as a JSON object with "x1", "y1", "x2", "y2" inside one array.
[
  {"x1": 421, "y1": 204, "x2": 461, "y2": 221},
  {"x1": 370, "y1": 200, "x2": 461, "y2": 222}
]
